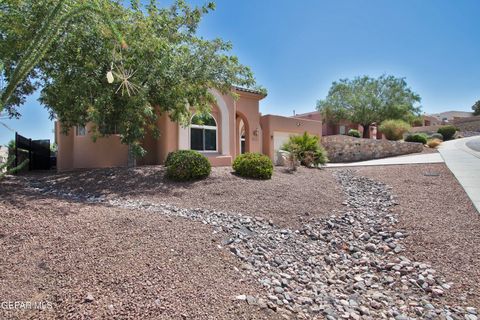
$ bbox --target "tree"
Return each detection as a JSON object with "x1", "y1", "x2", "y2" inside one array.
[
  {"x1": 472, "y1": 100, "x2": 480, "y2": 116},
  {"x1": 0, "y1": 0, "x2": 262, "y2": 157},
  {"x1": 317, "y1": 75, "x2": 421, "y2": 138}
]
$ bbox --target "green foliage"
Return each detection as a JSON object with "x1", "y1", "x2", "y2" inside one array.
[
  {"x1": 0, "y1": 156, "x2": 29, "y2": 179},
  {"x1": 472, "y1": 100, "x2": 480, "y2": 116},
  {"x1": 0, "y1": 0, "x2": 259, "y2": 157},
  {"x1": 281, "y1": 132, "x2": 328, "y2": 167},
  {"x1": 437, "y1": 125, "x2": 457, "y2": 141},
  {"x1": 428, "y1": 133, "x2": 443, "y2": 141},
  {"x1": 378, "y1": 119, "x2": 411, "y2": 141},
  {"x1": 347, "y1": 129, "x2": 361, "y2": 138},
  {"x1": 405, "y1": 133, "x2": 427, "y2": 144},
  {"x1": 317, "y1": 75, "x2": 421, "y2": 138},
  {"x1": 165, "y1": 150, "x2": 211, "y2": 181},
  {"x1": 232, "y1": 153, "x2": 273, "y2": 179}
]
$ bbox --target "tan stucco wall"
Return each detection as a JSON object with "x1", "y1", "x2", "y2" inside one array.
[
  {"x1": 56, "y1": 122, "x2": 128, "y2": 170},
  {"x1": 260, "y1": 114, "x2": 323, "y2": 160},
  {"x1": 235, "y1": 94, "x2": 262, "y2": 156}
]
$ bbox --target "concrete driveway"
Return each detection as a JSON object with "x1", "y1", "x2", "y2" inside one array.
[{"x1": 438, "y1": 136, "x2": 480, "y2": 212}]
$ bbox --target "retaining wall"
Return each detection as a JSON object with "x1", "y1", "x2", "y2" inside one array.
[{"x1": 322, "y1": 135, "x2": 423, "y2": 163}]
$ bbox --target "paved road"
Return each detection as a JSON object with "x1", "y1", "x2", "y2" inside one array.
[
  {"x1": 438, "y1": 136, "x2": 480, "y2": 212},
  {"x1": 326, "y1": 152, "x2": 444, "y2": 167}
]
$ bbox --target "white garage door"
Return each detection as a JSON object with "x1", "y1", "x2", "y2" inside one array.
[{"x1": 273, "y1": 131, "x2": 295, "y2": 165}]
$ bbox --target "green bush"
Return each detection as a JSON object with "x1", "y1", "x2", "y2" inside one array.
[
  {"x1": 232, "y1": 153, "x2": 273, "y2": 179},
  {"x1": 347, "y1": 129, "x2": 361, "y2": 138},
  {"x1": 281, "y1": 132, "x2": 328, "y2": 167},
  {"x1": 165, "y1": 150, "x2": 211, "y2": 181},
  {"x1": 428, "y1": 133, "x2": 443, "y2": 141},
  {"x1": 378, "y1": 119, "x2": 412, "y2": 141},
  {"x1": 437, "y1": 125, "x2": 457, "y2": 141},
  {"x1": 405, "y1": 133, "x2": 428, "y2": 144}
]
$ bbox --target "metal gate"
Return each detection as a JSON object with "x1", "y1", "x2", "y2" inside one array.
[{"x1": 15, "y1": 132, "x2": 51, "y2": 170}]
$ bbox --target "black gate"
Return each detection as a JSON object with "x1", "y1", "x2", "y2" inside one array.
[{"x1": 15, "y1": 132, "x2": 51, "y2": 170}]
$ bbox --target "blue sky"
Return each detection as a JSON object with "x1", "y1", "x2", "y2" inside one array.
[{"x1": 2, "y1": 0, "x2": 480, "y2": 145}]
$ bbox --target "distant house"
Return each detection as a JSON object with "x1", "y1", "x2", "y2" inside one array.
[
  {"x1": 55, "y1": 87, "x2": 324, "y2": 170},
  {"x1": 423, "y1": 111, "x2": 474, "y2": 125},
  {"x1": 293, "y1": 111, "x2": 378, "y2": 138}
]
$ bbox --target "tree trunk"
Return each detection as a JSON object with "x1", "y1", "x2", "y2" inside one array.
[
  {"x1": 362, "y1": 124, "x2": 370, "y2": 138},
  {"x1": 127, "y1": 144, "x2": 136, "y2": 168}
]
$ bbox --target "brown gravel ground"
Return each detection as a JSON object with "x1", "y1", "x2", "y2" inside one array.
[
  {"x1": 25, "y1": 166, "x2": 345, "y2": 229},
  {"x1": 0, "y1": 181, "x2": 277, "y2": 319},
  {"x1": 346, "y1": 163, "x2": 480, "y2": 309}
]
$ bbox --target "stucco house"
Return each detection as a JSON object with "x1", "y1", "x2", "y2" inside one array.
[{"x1": 55, "y1": 87, "x2": 323, "y2": 171}]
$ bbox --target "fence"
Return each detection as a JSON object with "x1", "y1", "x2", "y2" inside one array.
[{"x1": 15, "y1": 133, "x2": 51, "y2": 171}]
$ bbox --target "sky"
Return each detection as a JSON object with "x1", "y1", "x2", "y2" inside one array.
[{"x1": 2, "y1": 0, "x2": 480, "y2": 145}]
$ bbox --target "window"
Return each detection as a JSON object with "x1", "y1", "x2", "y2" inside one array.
[
  {"x1": 339, "y1": 125, "x2": 346, "y2": 135},
  {"x1": 190, "y1": 113, "x2": 217, "y2": 152},
  {"x1": 76, "y1": 126, "x2": 86, "y2": 136},
  {"x1": 99, "y1": 123, "x2": 120, "y2": 135}
]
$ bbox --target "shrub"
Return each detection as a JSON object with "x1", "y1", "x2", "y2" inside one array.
[
  {"x1": 428, "y1": 133, "x2": 443, "y2": 141},
  {"x1": 427, "y1": 138, "x2": 442, "y2": 148},
  {"x1": 165, "y1": 150, "x2": 211, "y2": 181},
  {"x1": 347, "y1": 129, "x2": 361, "y2": 138},
  {"x1": 232, "y1": 152, "x2": 273, "y2": 179},
  {"x1": 378, "y1": 119, "x2": 411, "y2": 141},
  {"x1": 404, "y1": 133, "x2": 428, "y2": 144},
  {"x1": 437, "y1": 125, "x2": 457, "y2": 141},
  {"x1": 281, "y1": 132, "x2": 328, "y2": 167}
]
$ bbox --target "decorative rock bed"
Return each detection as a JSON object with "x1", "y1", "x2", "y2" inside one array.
[{"x1": 26, "y1": 170, "x2": 477, "y2": 319}]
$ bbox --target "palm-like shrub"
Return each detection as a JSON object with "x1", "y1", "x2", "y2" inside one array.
[
  {"x1": 232, "y1": 153, "x2": 273, "y2": 179},
  {"x1": 282, "y1": 132, "x2": 328, "y2": 167},
  {"x1": 165, "y1": 150, "x2": 211, "y2": 181},
  {"x1": 437, "y1": 125, "x2": 457, "y2": 141},
  {"x1": 379, "y1": 119, "x2": 411, "y2": 141}
]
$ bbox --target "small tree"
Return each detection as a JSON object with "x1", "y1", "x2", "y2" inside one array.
[
  {"x1": 317, "y1": 75, "x2": 421, "y2": 138},
  {"x1": 472, "y1": 100, "x2": 480, "y2": 116}
]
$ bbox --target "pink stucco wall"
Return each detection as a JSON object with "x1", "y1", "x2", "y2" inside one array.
[{"x1": 260, "y1": 114, "x2": 323, "y2": 161}]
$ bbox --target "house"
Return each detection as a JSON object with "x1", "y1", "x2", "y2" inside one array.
[
  {"x1": 423, "y1": 111, "x2": 474, "y2": 125},
  {"x1": 55, "y1": 87, "x2": 323, "y2": 171},
  {"x1": 293, "y1": 111, "x2": 378, "y2": 138}
]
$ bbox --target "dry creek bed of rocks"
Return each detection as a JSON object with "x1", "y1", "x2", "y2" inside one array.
[{"x1": 26, "y1": 170, "x2": 478, "y2": 320}]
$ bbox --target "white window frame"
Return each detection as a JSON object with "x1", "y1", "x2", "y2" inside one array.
[
  {"x1": 190, "y1": 114, "x2": 218, "y2": 153},
  {"x1": 76, "y1": 125, "x2": 86, "y2": 137}
]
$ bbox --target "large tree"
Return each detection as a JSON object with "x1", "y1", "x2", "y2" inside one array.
[
  {"x1": 317, "y1": 75, "x2": 421, "y2": 138},
  {"x1": 0, "y1": 0, "x2": 262, "y2": 156}
]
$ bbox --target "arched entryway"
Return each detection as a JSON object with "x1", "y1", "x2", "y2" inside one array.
[{"x1": 235, "y1": 111, "x2": 250, "y2": 156}]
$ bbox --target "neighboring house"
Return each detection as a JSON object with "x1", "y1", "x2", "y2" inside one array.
[
  {"x1": 55, "y1": 87, "x2": 323, "y2": 170},
  {"x1": 293, "y1": 111, "x2": 377, "y2": 138},
  {"x1": 423, "y1": 111, "x2": 474, "y2": 125}
]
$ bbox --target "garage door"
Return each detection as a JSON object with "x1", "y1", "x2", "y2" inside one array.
[{"x1": 273, "y1": 131, "x2": 295, "y2": 165}]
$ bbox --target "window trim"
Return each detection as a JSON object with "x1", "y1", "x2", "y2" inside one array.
[{"x1": 190, "y1": 114, "x2": 218, "y2": 153}]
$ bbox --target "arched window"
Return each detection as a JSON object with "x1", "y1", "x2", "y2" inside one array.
[{"x1": 190, "y1": 113, "x2": 217, "y2": 152}]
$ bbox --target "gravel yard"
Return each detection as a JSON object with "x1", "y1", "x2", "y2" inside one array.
[
  {"x1": 354, "y1": 163, "x2": 480, "y2": 309},
  {"x1": 1, "y1": 164, "x2": 479, "y2": 319},
  {"x1": 23, "y1": 166, "x2": 344, "y2": 229}
]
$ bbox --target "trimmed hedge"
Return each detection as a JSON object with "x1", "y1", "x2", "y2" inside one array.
[
  {"x1": 232, "y1": 152, "x2": 273, "y2": 180},
  {"x1": 165, "y1": 150, "x2": 211, "y2": 181},
  {"x1": 437, "y1": 125, "x2": 457, "y2": 141},
  {"x1": 347, "y1": 129, "x2": 361, "y2": 138},
  {"x1": 405, "y1": 133, "x2": 427, "y2": 144}
]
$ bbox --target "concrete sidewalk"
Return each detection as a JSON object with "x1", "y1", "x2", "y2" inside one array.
[
  {"x1": 438, "y1": 136, "x2": 480, "y2": 212},
  {"x1": 326, "y1": 152, "x2": 444, "y2": 167}
]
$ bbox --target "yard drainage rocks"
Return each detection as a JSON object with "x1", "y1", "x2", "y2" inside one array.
[{"x1": 26, "y1": 171, "x2": 475, "y2": 319}]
